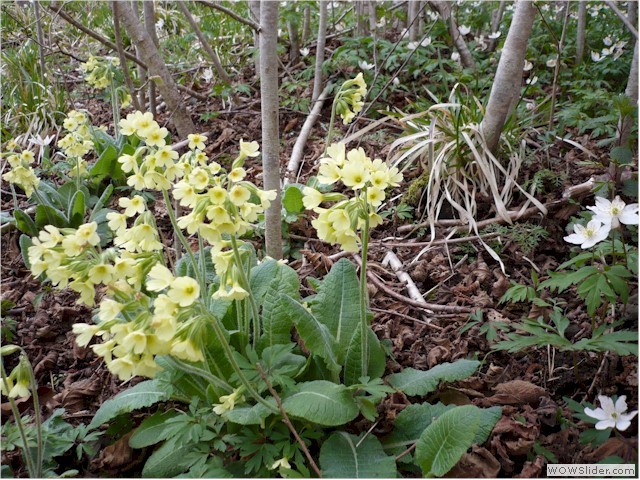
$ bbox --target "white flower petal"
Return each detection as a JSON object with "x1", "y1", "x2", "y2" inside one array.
[
  {"x1": 584, "y1": 407, "x2": 610, "y2": 421},
  {"x1": 615, "y1": 419, "x2": 631, "y2": 431},
  {"x1": 598, "y1": 395, "x2": 616, "y2": 415},
  {"x1": 595, "y1": 419, "x2": 616, "y2": 430},
  {"x1": 615, "y1": 395, "x2": 628, "y2": 413},
  {"x1": 620, "y1": 204, "x2": 639, "y2": 225},
  {"x1": 564, "y1": 233, "x2": 585, "y2": 245}
]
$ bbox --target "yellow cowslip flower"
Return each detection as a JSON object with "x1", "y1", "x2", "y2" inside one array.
[
  {"x1": 98, "y1": 298, "x2": 124, "y2": 322},
  {"x1": 76, "y1": 222, "x2": 101, "y2": 246},
  {"x1": 213, "y1": 283, "x2": 249, "y2": 301},
  {"x1": 134, "y1": 354, "x2": 161, "y2": 378},
  {"x1": 171, "y1": 339, "x2": 204, "y2": 362},
  {"x1": 334, "y1": 229, "x2": 359, "y2": 252},
  {"x1": 63, "y1": 116, "x2": 79, "y2": 132},
  {"x1": 328, "y1": 208, "x2": 352, "y2": 232},
  {"x1": 317, "y1": 161, "x2": 342, "y2": 186},
  {"x1": 121, "y1": 330, "x2": 148, "y2": 355},
  {"x1": 302, "y1": 187, "x2": 324, "y2": 210},
  {"x1": 228, "y1": 167, "x2": 246, "y2": 182},
  {"x1": 9, "y1": 379, "x2": 30, "y2": 399},
  {"x1": 144, "y1": 171, "x2": 171, "y2": 191},
  {"x1": 198, "y1": 223, "x2": 222, "y2": 244},
  {"x1": 229, "y1": 185, "x2": 251, "y2": 206},
  {"x1": 188, "y1": 167, "x2": 210, "y2": 191},
  {"x1": 119, "y1": 195, "x2": 146, "y2": 217},
  {"x1": 173, "y1": 181, "x2": 198, "y2": 208},
  {"x1": 144, "y1": 126, "x2": 168, "y2": 147},
  {"x1": 207, "y1": 185, "x2": 227, "y2": 204},
  {"x1": 147, "y1": 264, "x2": 175, "y2": 292},
  {"x1": 61, "y1": 234, "x2": 85, "y2": 257},
  {"x1": 133, "y1": 112, "x2": 157, "y2": 138},
  {"x1": 258, "y1": 189, "x2": 277, "y2": 209},
  {"x1": 118, "y1": 154, "x2": 138, "y2": 173},
  {"x1": 38, "y1": 225, "x2": 63, "y2": 248},
  {"x1": 155, "y1": 146, "x2": 179, "y2": 168},
  {"x1": 188, "y1": 133, "x2": 207, "y2": 151},
  {"x1": 150, "y1": 314, "x2": 177, "y2": 341},
  {"x1": 73, "y1": 323, "x2": 100, "y2": 347},
  {"x1": 91, "y1": 339, "x2": 116, "y2": 363},
  {"x1": 270, "y1": 458, "x2": 291, "y2": 470},
  {"x1": 239, "y1": 139, "x2": 260, "y2": 159},
  {"x1": 239, "y1": 203, "x2": 261, "y2": 223},
  {"x1": 212, "y1": 388, "x2": 245, "y2": 415},
  {"x1": 177, "y1": 211, "x2": 204, "y2": 234},
  {"x1": 366, "y1": 186, "x2": 386, "y2": 207},
  {"x1": 146, "y1": 334, "x2": 172, "y2": 355},
  {"x1": 48, "y1": 266, "x2": 71, "y2": 289},
  {"x1": 206, "y1": 205, "x2": 231, "y2": 224},
  {"x1": 118, "y1": 114, "x2": 137, "y2": 136},
  {"x1": 89, "y1": 262, "x2": 114, "y2": 284},
  {"x1": 108, "y1": 355, "x2": 136, "y2": 381},
  {"x1": 168, "y1": 276, "x2": 200, "y2": 307},
  {"x1": 70, "y1": 279, "x2": 96, "y2": 306},
  {"x1": 127, "y1": 172, "x2": 146, "y2": 191},
  {"x1": 107, "y1": 212, "x2": 128, "y2": 234},
  {"x1": 113, "y1": 257, "x2": 137, "y2": 280},
  {"x1": 20, "y1": 150, "x2": 35, "y2": 163}
]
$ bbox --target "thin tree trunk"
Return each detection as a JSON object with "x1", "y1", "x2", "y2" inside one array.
[
  {"x1": 177, "y1": 1, "x2": 232, "y2": 84},
  {"x1": 312, "y1": 0, "x2": 328, "y2": 103},
  {"x1": 481, "y1": 0, "x2": 537, "y2": 154},
  {"x1": 33, "y1": 1, "x2": 46, "y2": 83},
  {"x1": 260, "y1": 0, "x2": 282, "y2": 259},
  {"x1": 431, "y1": 1, "x2": 476, "y2": 70},
  {"x1": 116, "y1": 1, "x2": 195, "y2": 138},
  {"x1": 250, "y1": 1, "x2": 261, "y2": 77},
  {"x1": 368, "y1": 1, "x2": 377, "y2": 36},
  {"x1": 143, "y1": 0, "x2": 157, "y2": 114},
  {"x1": 487, "y1": 0, "x2": 506, "y2": 52},
  {"x1": 576, "y1": 1, "x2": 587, "y2": 64},
  {"x1": 112, "y1": 2, "x2": 141, "y2": 111},
  {"x1": 408, "y1": 0, "x2": 420, "y2": 41},
  {"x1": 629, "y1": 1, "x2": 638, "y2": 33},
  {"x1": 355, "y1": 1, "x2": 368, "y2": 36},
  {"x1": 287, "y1": 13, "x2": 300, "y2": 64},
  {"x1": 301, "y1": 4, "x2": 311, "y2": 45},
  {"x1": 618, "y1": 39, "x2": 639, "y2": 149},
  {"x1": 604, "y1": 0, "x2": 639, "y2": 38}
]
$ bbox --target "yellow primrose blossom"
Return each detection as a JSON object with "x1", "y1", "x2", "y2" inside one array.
[
  {"x1": 302, "y1": 187, "x2": 324, "y2": 210},
  {"x1": 188, "y1": 133, "x2": 207, "y2": 151},
  {"x1": 147, "y1": 264, "x2": 175, "y2": 292},
  {"x1": 98, "y1": 298, "x2": 124, "y2": 322},
  {"x1": 119, "y1": 195, "x2": 146, "y2": 217},
  {"x1": 270, "y1": 458, "x2": 291, "y2": 470},
  {"x1": 121, "y1": 330, "x2": 148, "y2": 355},
  {"x1": 171, "y1": 339, "x2": 204, "y2": 362},
  {"x1": 108, "y1": 355, "x2": 136, "y2": 381},
  {"x1": 89, "y1": 262, "x2": 114, "y2": 284},
  {"x1": 73, "y1": 323, "x2": 100, "y2": 347},
  {"x1": 229, "y1": 185, "x2": 251, "y2": 206},
  {"x1": 238, "y1": 139, "x2": 260, "y2": 159},
  {"x1": 212, "y1": 388, "x2": 245, "y2": 415},
  {"x1": 167, "y1": 276, "x2": 200, "y2": 307},
  {"x1": 144, "y1": 126, "x2": 168, "y2": 147}
]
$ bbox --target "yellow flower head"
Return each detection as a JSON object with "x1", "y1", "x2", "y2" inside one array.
[
  {"x1": 168, "y1": 276, "x2": 200, "y2": 307},
  {"x1": 188, "y1": 133, "x2": 207, "y2": 151}
]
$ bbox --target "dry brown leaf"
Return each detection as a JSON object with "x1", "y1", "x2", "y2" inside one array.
[
  {"x1": 483, "y1": 380, "x2": 547, "y2": 406},
  {"x1": 91, "y1": 431, "x2": 139, "y2": 474},
  {"x1": 584, "y1": 437, "x2": 638, "y2": 463},
  {"x1": 427, "y1": 345, "x2": 449, "y2": 367},
  {"x1": 515, "y1": 456, "x2": 545, "y2": 478},
  {"x1": 446, "y1": 446, "x2": 501, "y2": 478}
]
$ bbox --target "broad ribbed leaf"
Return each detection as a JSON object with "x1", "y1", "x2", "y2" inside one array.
[
  {"x1": 259, "y1": 262, "x2": 300, "y2": 352},
  {"x1": 310, "y1": 259, "x2": 360, "y2": 363},
  {"x1": 415, "y1": 405, "x2": 481, "y2": 477},
  {"x1": 282, "y1": 381, "x2": 358, "y2": 426},
  {"x1": 142, "y1": 438, "x2": 198, "y2": 478},
  {"x1": 320, "y1": 431, "x2": 397, "y2": 478},
  {"x1": 383, "y1": 402, "x2": 454, "y2": 452},
  {"x1": 251, "y1": 258, "x2": 298, "y2": 302},
  {"x1": 280, "y1": 294, "x2": 340, "y2": 373},
  {"x1": 89, "y1": 380, "x2": 169, "y2": 429},
  {"x1": 223, "y1": 399, "x2": 277, "y2": 425},
  {"x1": 474, "y1": 406, "x2": 502, "y2": 445},
  {"x1": 129, "y1": 411, "x2": 179, "y2": 448},
  {"x1": 387, "y1": 360, "x2": 480, "y2": 396},
  {"x1": 343, "y1": 326, "x2": 386, "y2": 385}
]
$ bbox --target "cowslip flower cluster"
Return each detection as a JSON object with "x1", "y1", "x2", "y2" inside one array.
[
  {"x1": 58, "y1": 110, "x2": 95, "y2": 176},
  {"x1": 584, "y1": 395, "x2": 638, "y2": 431},
  {"x1": 335, "y1": 73, "x2": 367, "y2": 124},
  {"x1": 564, "y1": 196, "x2": 638, "y2": 249},
  {"x1": 81, "y1": 54, "x2": 131, "y2": 107},
  {"x1": 303, "y1": 142, "x2": 402, "y2": 252},
  {"x1": 2, "y1": 147, "x2": 39, "y2": 197},
  {"x1": 1, "y1": 354, "x2": 31, "y2": 399}
]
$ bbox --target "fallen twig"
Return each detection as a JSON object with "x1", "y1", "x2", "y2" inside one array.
[
  {"x1": 256, "y1": 363, "x2": 322, "y2": 478},
  {"x1": 382, "y1": 250, "x2": 432, "y2": 323}
]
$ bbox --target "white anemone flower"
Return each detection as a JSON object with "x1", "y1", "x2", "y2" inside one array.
[
  {"x1": 564, "y1": 219, "x2": 610, "y2": 249},
  {"x1": 458, "y1": 25, "x2": 471, "y2": 36},
  {"x1": 299, "y1": 47, "x2": 310, "y2": 57},
  {"x1": 358, "y1": 60, "x2": 375, "y2": 71},
  {"x1": 488, "y1": 31, "x2": 501, "y2": 39},
  {"x1": 523, "y1": 60, "x2": 533, "y2": 72},
  {"x1": 584, "y1": 395, "x2": 638, "y2": 431},
  {"x1": 591, "y1": 51, "x2": 601, "y2": 62},
  {"x1": 603, "y1": 35, "x2": 613, "y2": 47},
  {"x1": 587, "y1": 196, "x2": 639, "y2": 229},
  {"x1": 546, "y1": 58, "x2": 557, "y2": 68}
]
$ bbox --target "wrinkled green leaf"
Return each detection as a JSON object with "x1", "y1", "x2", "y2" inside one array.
[
  {"x1": 320, "y1": 431, "x2": 397, "y2": 478},
  {"x1": 283, "y1": 381, "x2": 358, "y2": 426},
  {"x1": 387, "y1": 360, "x2": 480, "y2": 396}
]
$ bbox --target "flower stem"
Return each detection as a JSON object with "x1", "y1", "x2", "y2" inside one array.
[
  {"x1": 360, "y1": 192, "x2": 371, "y2": 378},
  {"x1": 229, "y1": 236, "x2": 260, "y2": 349},
  {"x1": 161, "y1": 189, "x2": 205, "y2": 299}
]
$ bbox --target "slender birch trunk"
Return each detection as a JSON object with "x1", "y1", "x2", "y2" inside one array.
[
  {"x1": 481, "y1": 0, "x2": 537, "y2": 154},
  {"x1": 629, "y1": 1, "x2": 638, "y2": 32},
  {"x1": 408, "y1": 0, "x2": 420, "y2": 41},
  {"x1": 487, "y1": 0, "x2": 506, "y2": 52},
  {"x1": 116, "y1": 1, "x2": 195, "y2": 138},
  {"x1": 250, "y1": 1, "x2": 261, "y2": 77},
  {"x1": 430, "y1": 1, "x2": 476, "y2": 69},
  {"x1": 312, "y1": 0, "x2": 328, "y2": 103},
  {"x1": 576, "y1": 1, "x2": 587, "y2": 64},
  {"x1": 178, "y1": 1, "x2": 232, "y2": 84},
  {"x1": 287, "y1": 12, "x2": 300, "y2": 64},
  {"x1": 302, "y1": 4, "x2": 311, "y2": 45},
  {"x1": 355, "y1": 1, "x2": 368, "y2": 36},
  {"x1": 143, "y1": 0, "x2": 157, "y2": 114},
  {"x1": 260, "y1": 0, "x2": 283, "y2": 259},
  {"x1": 33, "y1": 1, "x2": 46, "y2": 83},
  {"x1": 368, "y1": 1, "x2": 377, "y2": 37},
  {"x1": 618, "y1": 39, "x2": 639, "y2": 149},
  {"x1": 112, "y1": 2, "x2": 141, "y2": 111}
]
